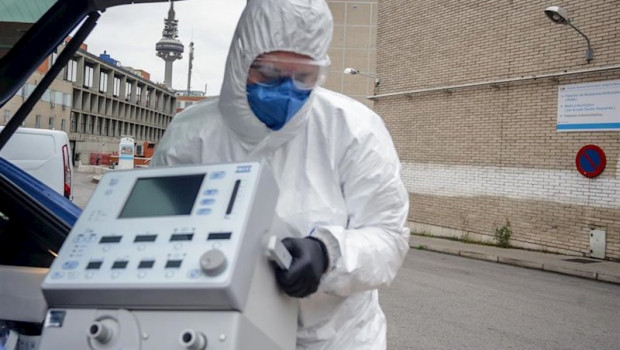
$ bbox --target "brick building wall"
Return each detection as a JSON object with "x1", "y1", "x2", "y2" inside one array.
[{"x1": 375, "y1": 0, "x2": 620, "y2": 259}]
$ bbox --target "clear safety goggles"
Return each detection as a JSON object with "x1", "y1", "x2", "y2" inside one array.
[{"x1": 248, "y1": 57, "x2": 329, "y2": 90}]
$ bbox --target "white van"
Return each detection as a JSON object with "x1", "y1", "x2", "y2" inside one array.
[{"x1": 0, "y1": 126, "x2": 73, "y2": 199}]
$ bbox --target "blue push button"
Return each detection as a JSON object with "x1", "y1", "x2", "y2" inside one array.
[
  {"x1": 197, "y1": 208, "x2": 212, "y2": 215},
  {"x1": 201, "y1": 199, "x2": 215, "y2": 205},
  {"x1": 204, "y1": 189, "x2": 219, "y2": 196},
  {"x1": 235, "y1": 165, "x2": 252, "y2": 173},
  {"x1": 210, "y1": 171, "x2": 226, "y2": 179},
  {"x1": 51, "y1": 272, "x2": 65, "y2": 280},
  {"x1": 62, "y1": 261, "x2": 79, "y2": 270}
]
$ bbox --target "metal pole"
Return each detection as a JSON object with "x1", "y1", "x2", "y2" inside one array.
[{"x1": 368, "y1": 65, "x2": 620, "y2": 100}]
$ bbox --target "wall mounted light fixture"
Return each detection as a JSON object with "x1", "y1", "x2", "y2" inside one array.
[
  {"x1": 344, "y1": 68, "x2": 380, "y2": 94},
  {"x1": 544, "y1": 5, "x2": 594, "y2": 63}
]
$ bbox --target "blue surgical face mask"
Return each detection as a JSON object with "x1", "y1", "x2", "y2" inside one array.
[{"x1": 246, "y1": 78, "x2": 312, "y2": 131}]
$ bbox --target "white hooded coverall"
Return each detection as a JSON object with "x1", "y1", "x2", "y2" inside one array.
[{"x1": 152, "y1": 0, "x2": 410, "y2": 348}]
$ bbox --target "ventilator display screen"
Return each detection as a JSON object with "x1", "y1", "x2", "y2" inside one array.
[{"x1": 119, "y1": 174, "x2": 205, "y2": 218}]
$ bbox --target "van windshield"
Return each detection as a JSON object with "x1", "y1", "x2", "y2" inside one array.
[{"x1": 0, "y1": 0, "x2": 57, "y2": 60}]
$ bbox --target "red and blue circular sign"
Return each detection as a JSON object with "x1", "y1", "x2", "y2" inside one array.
[{"x1": 575, "y1": 145, "x2": 606, "y2": 178}]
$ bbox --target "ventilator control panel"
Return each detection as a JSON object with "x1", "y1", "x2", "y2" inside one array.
[{"x1": 42, "y1": 162, "x2": 279, "y2": 311}]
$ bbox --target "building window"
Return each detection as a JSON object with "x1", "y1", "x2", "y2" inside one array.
[
  {"x1": 87, "y1": 116, "x2": 93, "y2": 134},
  {"x1": 35, "y1": 115, "x2": 41, "y2": 128},
  {"x1": 49, "y1": 90, "x2": 55, "y2": 108},
  {"x1": 125, "y1": 82, "x2": 132, "y2": 100},
  {"x1": 49, "y1": 116, "x2": 55, "y2": 129},
  {"x1": 70, "y1": 113, "x2": 78, "y2": 133},
  {"x1": 3, "y1": 110, "x2": 10, "y2": 125},
  {"x1": 65, "y1": 59, "x2": 78, "y2": 82},
  {"x1": 61, "y1": 119, "x2": 66, "y2": 131},
  {"x1": 80, "y1": 114, "x2": 86, "y2": 133},
  {"x1": 100, "y1": 72, "x2": 109, "y2": 93},
  {"x1": 113, "y1": 77, "x2": 121, "y2": 97},
  {"x1": 62, "y1": 93, "x2": 71, "y2": 110},
  {"x1": 136, "y1": 86, "x2": 142, "y2": 103},
  {"x1": 54, "y1": 91, "x2": 63, "y2": 109},
  {"x1": 84, "y1": 65, "x2": 94, "y2": 88}
]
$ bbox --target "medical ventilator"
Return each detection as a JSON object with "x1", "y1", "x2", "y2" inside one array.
[{"x1": 39, "y1": 162, "x2": 296, "y2": 350}]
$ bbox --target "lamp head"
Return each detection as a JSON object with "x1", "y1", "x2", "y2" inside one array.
[
  {"x1": 343, "y1": 68, "x2": 359, "y2": 75},
  {"x1": 545, "y1": 6, "x2": 569, "y2": 24}
]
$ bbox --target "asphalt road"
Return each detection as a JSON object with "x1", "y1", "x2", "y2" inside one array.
[
  {"x1": 72, "y1": 170, "x2": 100, "y2": 208},
  {"x1": 381, "y1": 250, "x2": 620, "y2": 350}
]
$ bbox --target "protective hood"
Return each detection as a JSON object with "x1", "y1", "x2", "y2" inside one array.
[{"x1": 218, "y1": 0, "x2": 333, "y2": 149}]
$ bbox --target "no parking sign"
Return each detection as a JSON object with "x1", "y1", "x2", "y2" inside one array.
[{"x1": 575, "y1": 145, "x2": 606, "y2": 178}]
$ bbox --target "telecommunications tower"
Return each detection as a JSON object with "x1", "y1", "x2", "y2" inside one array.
[{"x1": 156, "y1": 1, "x2": 184, "y2": 88}]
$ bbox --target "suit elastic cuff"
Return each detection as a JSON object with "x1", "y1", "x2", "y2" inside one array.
[{"x1": 309, "y1": 226, "x2": 342, "y2": 273}]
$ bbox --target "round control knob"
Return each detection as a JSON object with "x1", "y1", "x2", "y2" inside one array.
[
  {"x1": 88, "y1": 321, "x2": 112, "y2": 344},
  {"x1": 200, "y1": 249, "x2": 227, "y2": 276},
  {"x1": 179, "y1": 329, "x2": 207, "y2": 350}
]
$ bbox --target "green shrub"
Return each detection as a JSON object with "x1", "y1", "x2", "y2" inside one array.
[{"x1": 494, "y1": 221, "x2": 512, "y2": 248}]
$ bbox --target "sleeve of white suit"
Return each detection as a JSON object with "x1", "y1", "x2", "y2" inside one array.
[
  {"x1": 312, "y1": 116, "x2": 410, "y2": 297},
  {"x1": 151, "y1": 110, "x2": 203, "y2": 167}
]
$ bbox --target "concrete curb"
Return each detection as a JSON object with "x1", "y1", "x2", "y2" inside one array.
[
  {"x1": 459, "y1": 251, "x2": 498, "y2": 262},
  {"x1": 411, "y1": 243, "x2": 619, "y2": 285},
  {"x1": 597, "y1": 273, "x2": 620, "y2": 284},
  {"x1": 542, "y1": 264, "x2": 597, "y2": 280},
  {"x1": 498, "y1": 257, "x2": 543, "y2": 270}
]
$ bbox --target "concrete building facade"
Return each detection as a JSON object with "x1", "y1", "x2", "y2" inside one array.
[
  {"x1": 68, "y1": 48, "x2": 176, "y2": 162},
  {"x1": 1, "y1": 43, "x2": 177, "y2": 164},
  {"x1": 374, "y1": 1, "x2": 620, "y2": 259}
]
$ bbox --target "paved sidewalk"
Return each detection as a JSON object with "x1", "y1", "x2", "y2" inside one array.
[{"x1": 410, "y1": 235, "x2": 620, "y2": 284}]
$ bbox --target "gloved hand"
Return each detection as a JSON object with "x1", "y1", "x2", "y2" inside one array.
[{"x1": 275, "y1": 237, "x2": 329, "y2": 298}]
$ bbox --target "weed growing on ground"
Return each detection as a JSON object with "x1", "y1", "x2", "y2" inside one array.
[{"x1": 494, "y1": 220, "x2": 512, "y2": 248}]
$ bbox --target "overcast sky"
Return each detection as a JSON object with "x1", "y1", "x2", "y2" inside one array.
[{"x1": 84, "y1": 0, "x2": 246, "y2": 96}]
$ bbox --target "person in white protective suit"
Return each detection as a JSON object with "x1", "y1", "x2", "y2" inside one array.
[{"x1": 152, "y1": 0, "x2": 410, "y2": 348}]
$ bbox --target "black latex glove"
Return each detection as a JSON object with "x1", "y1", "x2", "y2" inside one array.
[{"x1": 275, "y1": 237, "x2": 329, "y2": 298}]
